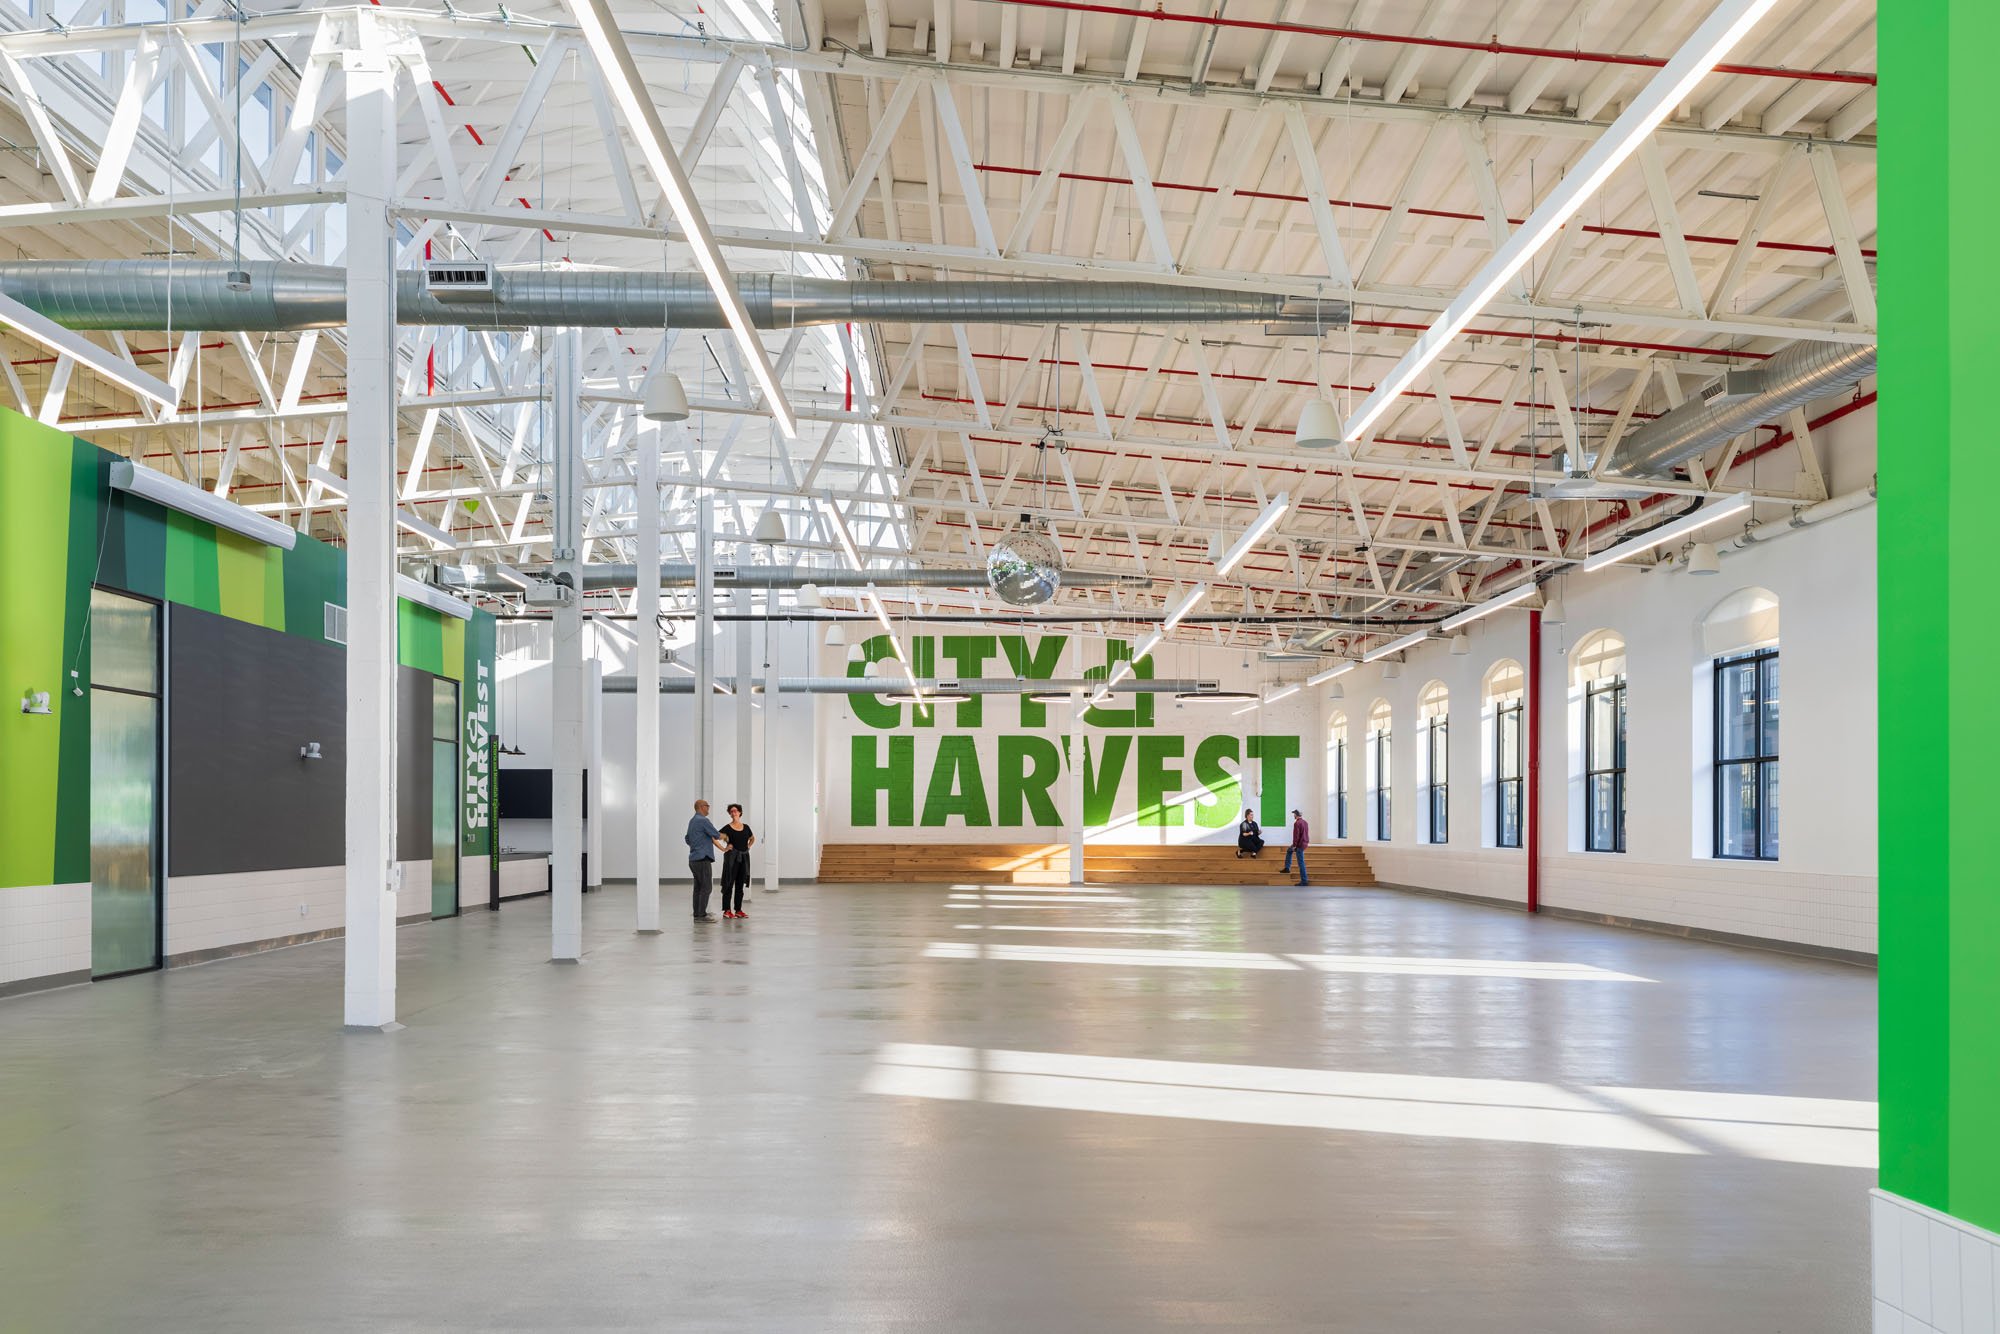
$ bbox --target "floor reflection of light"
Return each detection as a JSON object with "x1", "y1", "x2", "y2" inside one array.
[
  {"x1": 861, "y1": 1044, "x2": 1876, "y2": 1168},
  {"x1": 921, "y1": 941, "x2": 1652, "y2": 983},
  {"x1": 947, "y1": 892, "x2": 1135, "y2": 903},
  {"x1": 952, "y1": 925, "x2": 1193, "y2": 937},
  {"x1": 925, "y1": 942, "x2": 1297, "y2": 970}
]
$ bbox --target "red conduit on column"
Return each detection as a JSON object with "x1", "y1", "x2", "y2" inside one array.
[
  {"x1": 1526, "y1": 607, "x2": 1542, "y2": 915},
  {"x1": 845, "y1": 321, "x2": 854, "y2": 413}
]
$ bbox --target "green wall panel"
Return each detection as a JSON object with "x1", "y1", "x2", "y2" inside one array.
[
  {"x1": 1881, "y1": 0, "x2": 2000, "y2": 1236},
  {"x1": 0, "y1": 414, "x2": 79, "y2": 888}
]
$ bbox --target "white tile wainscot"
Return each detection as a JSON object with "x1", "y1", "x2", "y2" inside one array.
[{"x1": 1874, "y1": 1188, "x2": 2000, "y2": 1333}]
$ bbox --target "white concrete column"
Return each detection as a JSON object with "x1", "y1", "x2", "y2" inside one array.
[
  {"x1": 550, "y1": 329, "x2": 584, "y2": 962},
  {"x1": 341, "y1": 18, "x2": 400, "y2": 1031},
  {"x1": 1069, "y1": 690, "x2": 1086, "y2": 886},
  {"x1": 634, "y1": 426, "x2": 661, "y2": 932},
  {"x1": 762, "y1": 609, "x2": 780, "y2": 895},
  {"x1": 694, "y1": 496, "x2": 714, "y2": 799}
]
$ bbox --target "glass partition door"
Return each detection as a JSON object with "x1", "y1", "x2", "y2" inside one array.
[{"x1": 90, "y1": 588, "x2": 161, "y2": 977}]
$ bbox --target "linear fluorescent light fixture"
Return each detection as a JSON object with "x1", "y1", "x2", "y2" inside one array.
[
  {"x1": 396, "y1": 573, "x2": 476, "y2": 622},
  {"x1": 1306, "y1": 661, "x2": 1357, "y2": 688},
  {"x1": 1440, "y1": 582, "x2": 1541, "y2": 632},
  {"x1": 1364, "y1": 630, "x2": 1430, "y2": 664},
  {"x1": 1130, "y1": 631, "x2": 1164, "y2": 665},
  {"x1": 564, "y1": 0, "x2": 797, "y2": 439},
  {"x1": 0, "y1": 292, "x2": 177, "y2": 409},
  {"x1": 1215, "y1": 492, "x2": 1290, "y2": 579},
  {"x1": 109, "y1": 459, "x2": 297, "y2": 549},
  {"x1": 1161, "y1": 585, "x2": 1207, "y2": 632},
  {"x1": 1339, "y1": 0, "x2": 1784, "y2": 446},
  {"x1": 1580, "y1": 493, "x2": 1753, "y2": 573},
  {"x1": 493, "y1": 564, "x2": 534, "y2": 590},
  {"x1": 1266, "y1": 683, "x2": 1302, "y2": 704}
]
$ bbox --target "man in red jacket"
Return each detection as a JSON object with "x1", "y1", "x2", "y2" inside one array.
[{"x1": 1282, "y1": 809, "x2": 1310, "y2": 886}]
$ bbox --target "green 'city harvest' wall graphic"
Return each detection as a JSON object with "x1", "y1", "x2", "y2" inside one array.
[
  {"x1": 840, "y1": 632, "x2": 1302, "y2": 830},
  {"x1": 0, "y1": 405, "x2": 496, "y2": 894}
]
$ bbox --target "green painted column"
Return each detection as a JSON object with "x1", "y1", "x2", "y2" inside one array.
[{"x1": 1880, "y1": 0, "x2": 2000, "y2": 1238}]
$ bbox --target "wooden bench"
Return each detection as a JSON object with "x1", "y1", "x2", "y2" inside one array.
[{"x1": 817, "y1": 842, "x2": 1374, "y2": 887}]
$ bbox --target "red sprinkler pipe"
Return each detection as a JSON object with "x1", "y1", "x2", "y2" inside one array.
[
  {"x1": 1526, "y1": 607, "x2": 1542, "y2": 914},
  {"x1": 990, "y1": 1, "x2": 1875, "y2": 86}
]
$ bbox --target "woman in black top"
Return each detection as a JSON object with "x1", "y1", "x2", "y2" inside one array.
[
  {"x1": 718, "y1": 803, "x2": 756, "y2": 918},
  {"x1": 1236, "y1": 809, "x2": 1263, "y2": 858}
]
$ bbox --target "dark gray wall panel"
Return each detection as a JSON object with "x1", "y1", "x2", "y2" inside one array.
[
  {"x1": 168, "y1": 605, "x2": 346, "y2": 875},
  {"x1": 168, "y1": 605, "x2": 439, "y2": 875},
  {"x1": 396, "y1": 666, "x2": 431, "y2": 863}
]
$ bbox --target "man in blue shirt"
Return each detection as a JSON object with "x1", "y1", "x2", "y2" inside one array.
[{"x1": 685, "y1": 799, "x2": 726, "y2": 920}]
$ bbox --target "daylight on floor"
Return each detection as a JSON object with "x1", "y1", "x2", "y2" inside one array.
[{"x1": 0, "y1": 1, "x2": 1966, "y2": 1330}]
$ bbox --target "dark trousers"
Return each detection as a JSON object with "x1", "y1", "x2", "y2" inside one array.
[
  {"x1": 720, "y1": 850, "x2": 750, "y2": 912},
  {"x1": 1283, "y1": 846, "x2": 1309, "y2": 883},
  {"x1": 690, "y1": 858, "x2": 715, "y2": 916}
]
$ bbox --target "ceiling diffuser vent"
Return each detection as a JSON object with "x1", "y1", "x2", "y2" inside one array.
[{"x1": 421, "y1": 262, "x2": 496, "y2": 299}]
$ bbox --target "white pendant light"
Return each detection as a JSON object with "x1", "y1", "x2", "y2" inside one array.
[
  {"x1": 1326, "y1": 681, "x2": 1344, "y2": 700},
  {"x1": 752, "y1": 507, "x2": 787, "y2": 545},
  {"x1": 1382, "y1": 660, "x2": 1403, "y2": 680},
  {"x1": 642, "y1": 368, "x2": 690, "y2": 422},
  {"x1": 795, "y1": 582, "x2": 824, "y2": 608},
  {"x1": 846, "y1": 641, "x2": 867, "y2": 665},
  {"x1": 1295, "y1": 398, "x2": 1342, "y2": 449},
  {"x1": 864, "y1": 658, "x2": 884, "y2": 678},
  {"x1": 1449, "y1": 633, "x2": 1471, "y2": 656},
  {"x1": 1686, "y1": 542, "x2": 1722, "y2": 576},
  {"x1": 1539, "y1": 589, "x2": 1566, "y2": 626},
  {"x1": 824, "y1": 623, "x2": 847, "y2": 647}
]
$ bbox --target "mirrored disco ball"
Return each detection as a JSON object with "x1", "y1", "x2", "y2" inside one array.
[{"x1": 987, "y1": 528, "x2": 1064, "y2": 606}]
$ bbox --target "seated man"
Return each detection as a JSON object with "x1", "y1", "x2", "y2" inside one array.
[{"x1": 1236, "y1": 809, "x2": 1264, "y2": 858}]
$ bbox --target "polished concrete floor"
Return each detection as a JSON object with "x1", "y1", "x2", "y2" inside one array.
[{"x1": 0, "y1": 880, "x2": 1874, "y2": 1331}]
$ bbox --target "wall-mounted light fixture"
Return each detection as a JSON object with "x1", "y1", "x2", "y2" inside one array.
[
  {"x1": 20, "y1": 689, "x2": 52, "y2": 715},
  {"x1": 299, "y1": 741, "x2": 323, "y2": 761}
]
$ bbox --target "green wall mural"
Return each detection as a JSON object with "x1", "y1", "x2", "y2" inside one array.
[
  {"x1": 0, "y1": 405, "x2": 497, "y2": 891},
  {"x1": 840, "y1": 634, "x2": 1301, "y2": 832}
]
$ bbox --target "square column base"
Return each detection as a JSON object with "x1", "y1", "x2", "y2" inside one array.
[{"x1": 1873, "y1": 1188, "x2": 2000, "y2": 1331}]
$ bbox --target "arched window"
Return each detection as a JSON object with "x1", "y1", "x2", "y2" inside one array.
[
  {"x1": 1327, "y1": 712, "x2": 1350, "y2": 839},
  {"x1": 1484, "y1": 660, "x2": 1525, "y2": 849},
  {"x1": 1367, "y1": 699, "x2": 1393, "y2": 842},
  {"x1": 1574, "y1": 630, "x2": 1627, "y2": 854},
  {"x1": 1419, "y1": 682, "x2": 1449, "y2": 844},
  {"x1": 1706, "y1": 588, "x2": 1780, "y2": 861}
]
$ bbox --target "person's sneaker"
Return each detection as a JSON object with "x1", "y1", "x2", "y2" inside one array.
[{"x1": 735, "y1": 909, "x2": 748, "y2": 919}]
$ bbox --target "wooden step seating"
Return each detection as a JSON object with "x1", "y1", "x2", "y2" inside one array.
[{"x1": 817, "y1": 841, "x2": 1375, "y2": 887}]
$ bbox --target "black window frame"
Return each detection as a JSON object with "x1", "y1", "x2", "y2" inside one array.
[
  {"x1": 1494, "y1": 697, "x2": 1523, "y2": 850},
  {"x1": 1712, "y1": 647, "x2": 1779, "y2": 861},
  {"x1": 1332, "y1": 731, "x2": 1348, "y2": 840},
  {"x1": 1370, "y1": 724, "x2": 1392, "y2": 842},
  {"x1": 1584, "y1": 675, "x2": 1627, "y2": 854},
  {"x1": 1422, "y1": 712, "x2": 1448, "y2": 844}
]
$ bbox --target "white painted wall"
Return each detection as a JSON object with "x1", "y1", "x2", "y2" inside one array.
[
  {"x1": 1315, "y1": 407, "x2": 1878, "y2": 955},
  {"x1": 499, "y1": 616, "x2": 822, "y2": 881}
]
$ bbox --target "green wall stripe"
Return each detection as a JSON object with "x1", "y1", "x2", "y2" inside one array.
[
  {"x1": 1879, "y1": 0, "x2": 1951, "y2": 1216},
  {"x1": 164, "y1": 510, "x2": 221, "y2": 612},
  {"x1": 1943, "y1": 0, "x2": 2000, "y2": 1233},
  {"x1": 51, "y1": 443, "x2": 98, "y2": 885},
  {"x1": 0, "y1": 414, "x2": 76, "y2": 887},
  {"x1": 214, "y1": 530, "x2": 275, "y2": 628}
]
